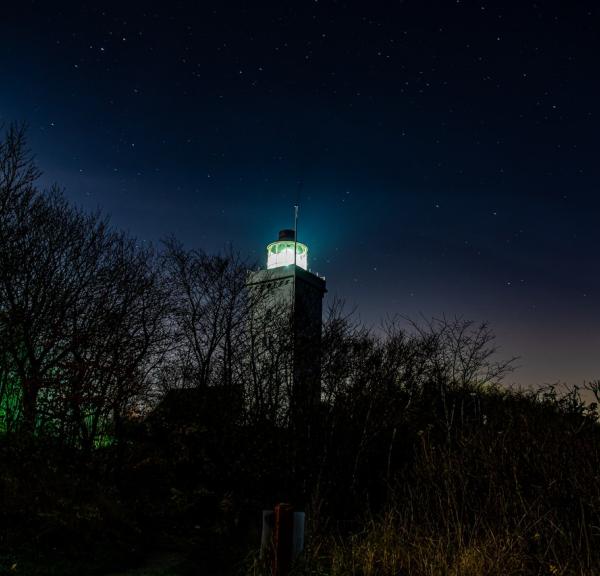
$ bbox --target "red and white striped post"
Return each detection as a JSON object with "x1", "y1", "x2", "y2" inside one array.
[{"x1": 261, "y1": 503, "x2": 305, "y2": 576}]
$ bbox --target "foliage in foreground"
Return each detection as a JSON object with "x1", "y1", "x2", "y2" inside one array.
[{"x1": 1, "y1": 125, "x2": 600, "y2": 575}]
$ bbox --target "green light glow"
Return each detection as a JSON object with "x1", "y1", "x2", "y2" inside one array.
[{"x1": 0, "y1": 372, "x2": 22, "y2": 433}]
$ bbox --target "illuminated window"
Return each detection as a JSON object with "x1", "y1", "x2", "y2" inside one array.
[{"x1": 266, "y1": 240, "x2": 308, "y2": 270}]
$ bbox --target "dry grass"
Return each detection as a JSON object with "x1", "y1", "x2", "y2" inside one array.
[
  {"x1": 293, "y1": 392, "x2": 600, "y2": 576},
  {"x1": 299, "y1": 516, "x2": 598, "y2": 576}
]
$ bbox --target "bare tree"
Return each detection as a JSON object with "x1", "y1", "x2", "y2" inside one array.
[
  {"x1": 0, "y1": 124, "x2": 169, "y2": 445},
  {"x1": 161, "y1": 238, "x2": 300, "y2": 427},
  {"x1": 314, "y1": 310, "x2": 517, "y2": 496},
  {"x1": 161, "y1": 237, "x2": 251, "y2": 391}
]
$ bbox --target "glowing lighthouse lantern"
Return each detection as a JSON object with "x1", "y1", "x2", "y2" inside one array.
[{"x1": 266, "y1": 229, "x2": 308, "y2": 271}]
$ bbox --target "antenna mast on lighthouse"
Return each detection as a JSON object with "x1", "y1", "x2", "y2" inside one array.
[
  {"x1": 293, "y1": 205, "x2": 299, "y2": 267},
  {"x1": 292, "y1": 203, "x2": 299, "y2": 345}
]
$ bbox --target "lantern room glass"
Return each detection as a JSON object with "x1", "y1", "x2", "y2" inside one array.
[{"x1": 267, "y1": 240, "x2": 308, "y2": 270}]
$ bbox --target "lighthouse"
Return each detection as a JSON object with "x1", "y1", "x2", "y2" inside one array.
[{"x1": 247, "y1": 227, "x2": 326, "y2": 425}]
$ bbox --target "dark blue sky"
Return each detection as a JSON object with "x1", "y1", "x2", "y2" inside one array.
[{"x1": 2, "y1": 1, "x2": 599, "y2": 386}]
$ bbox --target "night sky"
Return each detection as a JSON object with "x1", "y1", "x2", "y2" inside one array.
[{"x1": 2, "y1": 1, "x2": 598, "y2": 387}]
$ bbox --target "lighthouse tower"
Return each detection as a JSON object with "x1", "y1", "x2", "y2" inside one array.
[{"x1": 247, "y1": 228, "x2": 326, "y2": 423}]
